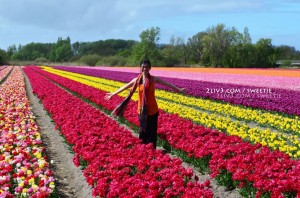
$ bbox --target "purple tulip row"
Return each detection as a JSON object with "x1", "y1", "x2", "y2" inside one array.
[{"x1": 54, "y1": 66, "x2": 300, "y2": 116}]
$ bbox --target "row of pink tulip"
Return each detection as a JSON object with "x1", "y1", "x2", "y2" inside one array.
[
  {"x1": 30, "y1": 66, "x2": 300, "y2": 197},
  {"x1": 0, "y1": 66, "x2": 8, "y2": 71},
  {"x1": 0, "y1": 67, "x2": 55, "y2": 197},
  {"x1": 23, "y1": 67, "x2": 213, "y2": 197},
  {"x1": 0, "y1": 66, "x2": 12, "y2": 82}
]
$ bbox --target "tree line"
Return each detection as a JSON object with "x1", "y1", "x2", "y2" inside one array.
[{"x1": 1, "y1": 23, "x2": 300, "y2": 67}]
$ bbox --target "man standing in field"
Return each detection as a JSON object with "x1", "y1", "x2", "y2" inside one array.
[{"x1": 105, "y1": 59, "x2": 185, "y2": 149}]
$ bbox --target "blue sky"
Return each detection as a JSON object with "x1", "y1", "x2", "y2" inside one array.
[{"x1": 0, "y1": 0, "x2": 299, "y2": 50}]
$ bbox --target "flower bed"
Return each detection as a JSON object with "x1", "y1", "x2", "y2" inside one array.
[
  {"x1": 0, "y1": 66, "x2": 13, "y2": 83},
  {"x1": 0, "y1": 67, "x2": 55, "y2": 197}
]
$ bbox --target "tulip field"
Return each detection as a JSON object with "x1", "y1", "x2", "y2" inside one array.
[{"x1": 1, "y1": 65, "x2": 300, "y2": 197}]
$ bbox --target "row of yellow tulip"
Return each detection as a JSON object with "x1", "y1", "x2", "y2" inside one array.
[
  {"x1": 160, "y1": 91, "x2": 300, "y2": 134},
  {"x1": 42, "y1": 67, "x2": 300, "y2": 158}
]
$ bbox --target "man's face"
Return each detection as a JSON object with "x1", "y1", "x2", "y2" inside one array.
[{"x1": 141, "y1": 64, "x2": 151, "y2": 73}]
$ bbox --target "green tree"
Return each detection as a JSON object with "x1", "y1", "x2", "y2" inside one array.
[
  {"x1": 161, "y1": 36, "x2": 186, "y2": 66},
  {"x1": 243, "y1": 27, "x2": 252, "y2": 44},
  {"x1": 173, "y1": 37, "x2": 188, "y2": 65},
  {"x1": 203, "y1": 24, "x2": 244, "y2": 66},
  {"x1": 71, "y1": 39, "x2": 136, "y2": 57},
  {"x1": 275, "y1": 45, "x2": 300, "y2": 60},
  {"x1": 50, "y1": 37, "x2": 73, "y2": 62},
  {"x1": 0, "y1": 49, "x2": 9, "y2": 65},
  {"x1": 7, "y1": 44, "x2": 17, "y2": 57},
  {"x1": 222, "y1": 27, "x2": 254, "y2": 67},
  {"x1": 237, "y1": 27, "x2": 255, "y2": 67},
  {"x1": 11, "y1": 42, "x2": 52, "y2": 61},
  {"x1": 72, "y1": 41, "x2": 81, "y2": 56},
  {"x1": 255, "y1": 38, "x2": 275, "y2": 67},
  {"x1": 186, "y1": 32, "x2": 207, "y2": 64},
  {"x1": 132, "y1": 27, "x2": 161, "y2": 63}
]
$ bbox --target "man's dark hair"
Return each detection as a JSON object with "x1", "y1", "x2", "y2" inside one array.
[{"x1": 140, "y1": 59, "x2": 151, "y2": 67}]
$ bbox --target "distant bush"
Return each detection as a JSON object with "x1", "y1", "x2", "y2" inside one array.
[
  {"x1": 79, "y1": 54, "x2": 101, "y2": 66},
  {"x1": 162, "y1": 57, "x2": 180, "y2": 67},
  {"x1": 35, "y1": 57, "x2": 49, "y2": 63},
  {"x1": 68, "y1": 55, "x2": 81, "y2": 62},
  {"x1": 96, "y1": 55, "x2": 127, "y2": 66},
  {"x1": 281, "y1": 60, "x2": 292, "y2": 67}
]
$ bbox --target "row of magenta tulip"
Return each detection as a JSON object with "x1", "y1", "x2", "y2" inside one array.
[
  {"x1": 31, "y1": 66, "x2": 300, "y2": 197},
  {"x1": 0, "y1": 67, "x2": 55, "y2": 197},
  {"x1": 54, "y1": 66, "x2": 300, "y2": 116},
  {"x1": 23, "y1": 67, "x2": 213, "y2": 197},
  {"x1": 42, "y1": 67, "x2": 300, "y2": 158}
]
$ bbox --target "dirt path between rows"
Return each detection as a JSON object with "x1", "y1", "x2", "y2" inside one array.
[
  {"x1": 23, "y1": 67, "x2": 241, "y2": 198},
  {"x1": 23, "y1": 69, "x2": 93, "y2": 198}
]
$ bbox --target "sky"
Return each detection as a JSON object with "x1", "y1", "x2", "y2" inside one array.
[{"x1": 0, "y1": 0, "x2": 300, "y2": 51}]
